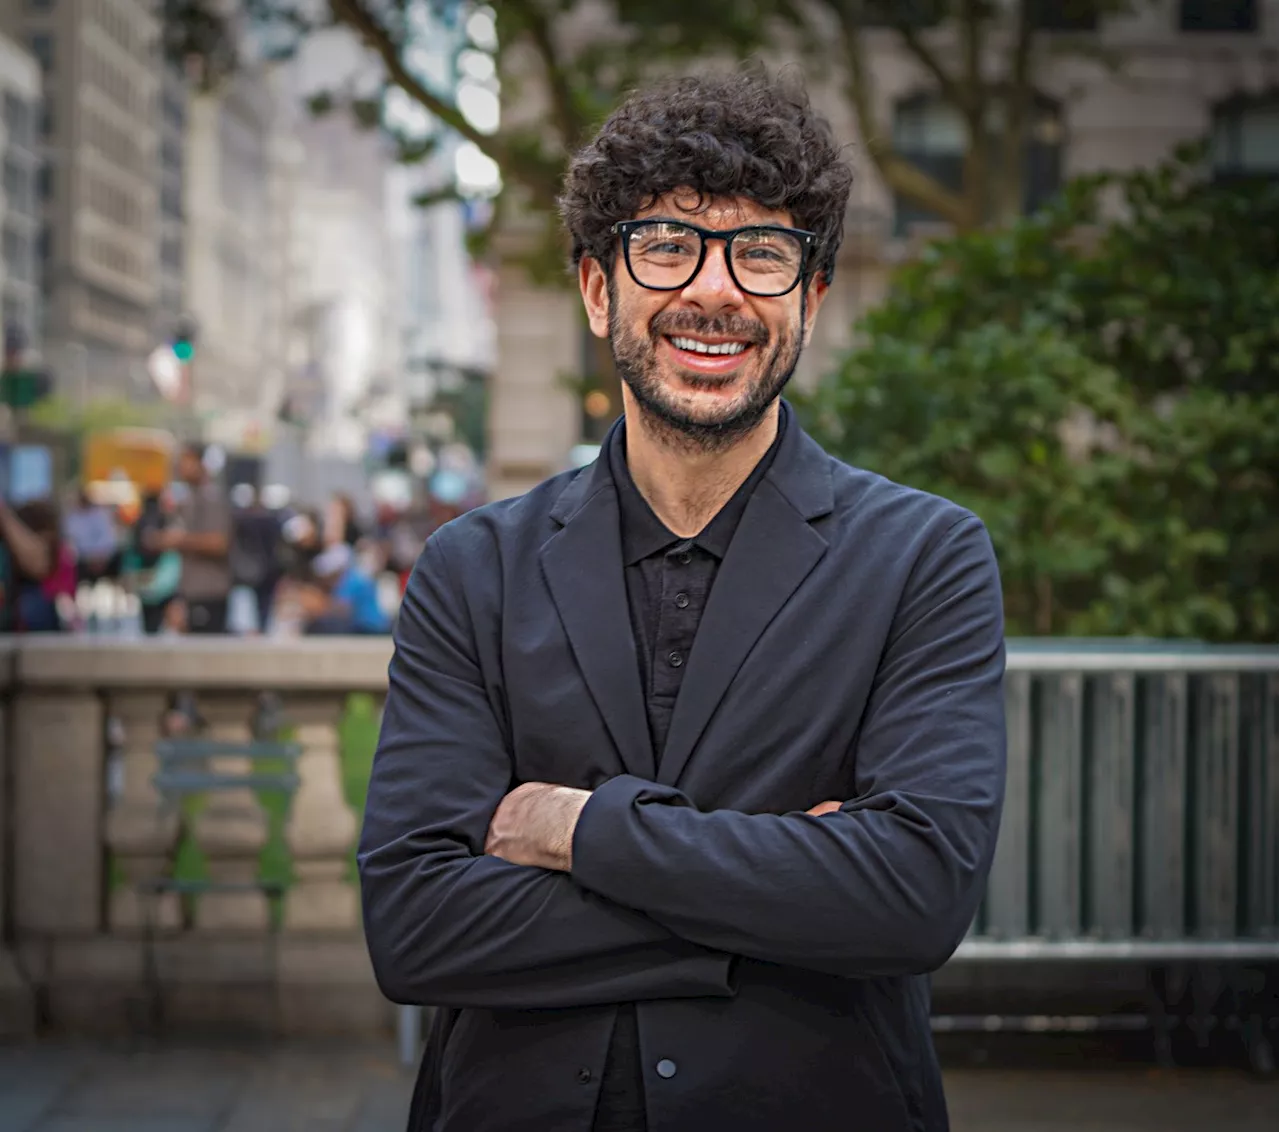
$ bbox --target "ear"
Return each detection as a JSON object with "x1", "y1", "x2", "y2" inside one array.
[
  {"x1": 579, "y1": 257, "x2": 611, "y2": 339},
  {"x1": 801, "y1": 274, "x2": 830, "y2": 347}
]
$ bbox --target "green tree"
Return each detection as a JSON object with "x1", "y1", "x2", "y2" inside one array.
[{"x1": 798, "y1": 152, "x2": 1277, "y2": 641}]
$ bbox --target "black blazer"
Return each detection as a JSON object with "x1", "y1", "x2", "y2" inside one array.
[{"x1": 358, "y1": 408, "x2": 1007, "y2": 1132}]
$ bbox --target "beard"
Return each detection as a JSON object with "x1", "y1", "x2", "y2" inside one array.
[{"x1": 607, "y1": 278, "x2": 806, "y2": 454}]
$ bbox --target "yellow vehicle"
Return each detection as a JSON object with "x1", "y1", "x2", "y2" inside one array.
[{"x1": 81, "y1": 428, "x2": 177, "y2": 509}]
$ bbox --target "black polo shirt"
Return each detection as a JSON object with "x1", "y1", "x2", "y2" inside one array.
[{"x1": 592, "y1": 411, "x2": 785, "y2": 1132}]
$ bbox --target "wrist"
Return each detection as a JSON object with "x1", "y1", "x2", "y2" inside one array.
[{"x1": 547, "y1": 786, "x2": 591, "y2": 871}]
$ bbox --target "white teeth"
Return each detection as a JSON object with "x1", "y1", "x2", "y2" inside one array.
[{"x1": 670, "y1": 336, "x2": 748, "y2": 356}]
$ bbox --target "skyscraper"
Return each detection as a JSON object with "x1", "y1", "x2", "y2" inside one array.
[{"x1": 0, "y1": 0, "x2": 162, "y2": 402}]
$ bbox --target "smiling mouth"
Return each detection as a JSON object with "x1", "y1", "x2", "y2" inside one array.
[{"x1": 666, "y1": 335, "x2": 752, "y2": 357}]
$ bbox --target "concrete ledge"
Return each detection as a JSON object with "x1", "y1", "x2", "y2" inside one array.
[
  {"x1": 12, "y1": 636, "x2": 393, "y2": 693},
  {"x1": 16, "y1": 933, "x2": 393, "y2": 1037}
]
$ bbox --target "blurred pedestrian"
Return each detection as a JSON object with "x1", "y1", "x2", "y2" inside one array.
[
  {"x1": 123, "y1": 491, "x2": 182, "y2": 635},
  {"x1": 298, "y1": 542, "x2": 389, "y2": 636},
  {"x1": 62, "y1": 486, "x2": 121, "y2": 591},
  {"x1": 229, "y1": 484, "x2": 285, "y2": 633},
  {"x1": 0, "y1": 498, "x2": 70, "y2": 632},
  {"x1": 146, "y1": 443, "x2": 231, "y2": 634},
  {"x1": 324, "y1": 491, "x2": 362, "y2": 549}
]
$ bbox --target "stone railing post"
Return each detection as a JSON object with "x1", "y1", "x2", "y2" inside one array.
[
  {"x1": 103, "y1": 693, "x2": 182, "y2": 932},
  {"x1": 189, "y1": 696, "x2": 270, "y2": 932},
  {"x1": 0, "y1": 641, "x2": 32, "y2": 1037},
  {"x1": 283, "y1": 698, "x2": 359, "y2": 931},
  {"x1": 12, "y1": 689, "x2": 105, "y2": 936}
]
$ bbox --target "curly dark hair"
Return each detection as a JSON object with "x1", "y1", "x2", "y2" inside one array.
[{"x1": 559, "y1": 68, "x2": 853, "y2": 284}]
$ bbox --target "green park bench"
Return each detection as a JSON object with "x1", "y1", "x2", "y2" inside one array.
[{"x1": 138, "y1": 736, "x2": 302, "y2": 1034}]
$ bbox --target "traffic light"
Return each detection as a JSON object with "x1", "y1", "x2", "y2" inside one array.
[
  {"x1": 0, "y1": 367, "x2": 51, "y2": 408},
  {"x1": 171, "y1": 316, "x2": 197, "y2": 363}
]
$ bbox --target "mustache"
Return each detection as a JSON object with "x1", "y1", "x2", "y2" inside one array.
[{"x1": 649, "y1": 310, "x2": 769, "y2": 345}]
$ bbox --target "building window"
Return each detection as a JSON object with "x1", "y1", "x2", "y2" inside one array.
[
  {"x1": 1210, "y1": 95, "x2": 1278, "y2": 181},
  {"x1": 891, "y1": 92, "x2": 1064, "y2": 236},
  {"x1": 3, "y1": 157, "x2": 31, "y2": 216},
  {"x1": 3, "y1": 93, "x2": 34, "y2": 150},
  {"x1": 2, "y1": 225, "x2": 30, "y2": 283},
  {"x1": 37, "y1": 164, "x2": 52, "y2": 201},
  {"x1": 1030, "y1": 0, "x2": 1099, "y2": 31},
  {"x1": 40, "y1": 102, "x2": 54, "y2": 138},
  {"x1": 27, "y1": 33, "x2": 53, "y2": 71},
  {"x1": 1179, "y1": 0, "x2": 1257, "y2": 31},
  {"x1": 24, "y1": 0, "x2": 54, "y2": 10}
]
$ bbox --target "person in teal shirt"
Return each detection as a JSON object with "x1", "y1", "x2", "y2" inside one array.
[{"x1": 122, "y1": 492, "x2": 182, "y2": 634}]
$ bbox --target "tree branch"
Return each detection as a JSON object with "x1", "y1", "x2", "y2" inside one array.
[
  {"x1": 504, "y1": 0, "x2": 589, "y2": 150},
  {"x1": 834, "y1": 7, "x2": 973, "y2": 229},
  {"x1": 326, "y1": 0, "x2": 488, "y2": 149},
  {"x1": 996, "y1": 0, "x2": 1037, "y2": 222},
  {"x1": 860, "y1": 1, "x2": 969, "y2": 113},
  {"x1": 324, "y1": 0, "x2": 557, "y2": 205},
  {"x1": 959, "y1": 0, "x2": 983, "y2": 124}
]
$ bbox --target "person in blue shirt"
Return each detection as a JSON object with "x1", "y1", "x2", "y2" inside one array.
[{"x1": 302, "y1": 543, "x2": 389, "y2": 635}]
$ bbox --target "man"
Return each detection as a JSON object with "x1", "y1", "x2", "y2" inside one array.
[
  {"x1": 149, "y1": 443, "x2": 231, "y2": 634},
  {"x1": 360, "y1": 69, "x2": 1006, "y2": 1132}
]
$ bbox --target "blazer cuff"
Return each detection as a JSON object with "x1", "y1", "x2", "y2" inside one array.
[{"x1": 571, "y1": 773, "x2": 687, "y2": 899}]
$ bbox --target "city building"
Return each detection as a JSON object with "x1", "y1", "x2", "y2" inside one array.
[
  {"x1": 273, "y1": 32, "x2": 405, "y2": 462},
  {"x1": 385, "y1": 0, "x2": 496, "y2": 457},
  {"x1": 0, "y1": 0, "x2": 162, "y2": 403},
  {"x1": 0, "y1": 31, "x2": 41, "y2": 366},
  {"x1": 182, "y1": 62, "x2": 300, "y2": 448},
  {"x1": 485, "y1": 0, "x2": 1279, "y2": 501},
  {"x1": 153, "y1": 63, "x2": 186, "y2": 361}
]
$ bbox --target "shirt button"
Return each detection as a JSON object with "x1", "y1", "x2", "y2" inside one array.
[
  {"x1": 655, "y1": 1058, "x2": 678, "y2": 1079},
  {"x1": 577, "y1": 1067, "x2": 592, "y2": 1084},
  {"x1": 667, "y1": 651, "x2": 683, "y2": 668},
  {"x1": 677, "y1": 551, "x2": 692, "y2": 565},
  {"x1": 674, "y1": 592, "x2": 690, "y2": 609}
]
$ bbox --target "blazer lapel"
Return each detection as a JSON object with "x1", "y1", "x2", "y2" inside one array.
[
  {"x1": 540, "y1": 456, "x2": 656, "y2": 782},
  {"x1": 658, "y1": 417, "x2": 834, "y2": 787}
]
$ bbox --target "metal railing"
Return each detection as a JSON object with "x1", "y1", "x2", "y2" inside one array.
[{"x1": 955, "y1": 641, "x2": 1278, "y2": 962}]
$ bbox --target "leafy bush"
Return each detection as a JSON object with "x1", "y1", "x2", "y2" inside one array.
[{"x1": 799, "y1": 151, "x2": 1277, "y2": 641}]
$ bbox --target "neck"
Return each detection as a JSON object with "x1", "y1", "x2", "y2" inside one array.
[{"x1": 624, "y1": 401, "x2": 780, "y2": 537}]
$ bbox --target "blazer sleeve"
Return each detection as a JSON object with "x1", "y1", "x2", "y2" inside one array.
[
  {"x1": 570, "y1": 515, "x2": 1006, "y2": 979},
  {"x1": 357, "y1": 532, "x2": 736, "y2": 1010}
]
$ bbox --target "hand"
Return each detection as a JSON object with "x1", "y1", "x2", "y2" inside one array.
[
  {"x1": 147, "y1": 529, "x2": 182, "y2": 553},
  {"x1": 806, "y1": 800, "x2": 843, "y2": 817},
  {"x1": 485, "y1": 781, "x2": 592, "y2": 872}
]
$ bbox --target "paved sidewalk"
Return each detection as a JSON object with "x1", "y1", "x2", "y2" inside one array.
[{"x1": 0, "y1": 1040, "x2": 1274, "y2": 1132}]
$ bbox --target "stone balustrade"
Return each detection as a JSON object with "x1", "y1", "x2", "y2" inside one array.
[
  {"x1": 0, "y1": 636, "x2": 394, "y2": 1038},
  {"x1": 2, "y1": 637, "x2": 1274, "y2": 1041}
]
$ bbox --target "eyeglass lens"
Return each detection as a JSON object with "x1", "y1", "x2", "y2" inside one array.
[{"x1": 625, "y1": 222, "x2": 804, "y2": 296}]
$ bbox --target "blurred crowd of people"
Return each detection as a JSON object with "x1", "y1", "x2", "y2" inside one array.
[{"x1": 0, "y1": 441, "x2": 472, "y2": 638}]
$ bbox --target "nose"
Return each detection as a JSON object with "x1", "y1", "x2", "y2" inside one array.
[{"x1": 680, "y1": 239, "x2": 743, "y2": 311}]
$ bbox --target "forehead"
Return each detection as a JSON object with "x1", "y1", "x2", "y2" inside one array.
[{"x1": 632, "y1": 190, "x2": 793, "y2": 230}]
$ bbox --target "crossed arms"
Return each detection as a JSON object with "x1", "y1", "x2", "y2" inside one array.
[{"x1": 357, "y1": 518, "x2": 1006, "y2": 1010}]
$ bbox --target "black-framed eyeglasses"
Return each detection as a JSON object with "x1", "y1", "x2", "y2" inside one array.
[{"x1": 611, "y1": 218, "x2": 816, "y2": 298}]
